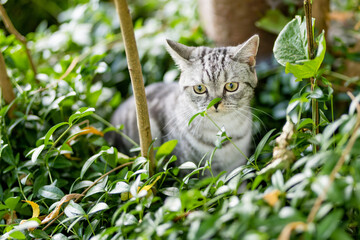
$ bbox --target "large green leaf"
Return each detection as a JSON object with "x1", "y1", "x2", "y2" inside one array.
[{"x1": 273, "y1": 16, "x2": 308, "y2": 66}]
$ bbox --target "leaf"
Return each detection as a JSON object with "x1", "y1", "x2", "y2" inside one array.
[
  {"x1": 273, "y1": 16, "x2": 308, "y2": 66},
  {"x1": 207, "y1": 98, "x2": 222, "y2": 110},
  {"x1": 39, "y1": 185, "x2": 65, "y2": 200},
  {"x1": 41, "y1": 194, "x2": 83, "y2": 224},
  {"x1": 188, "y1": 112, "x2": 202, "y2": 126},
  {"x1": 178, "y1": 161, "x2": 197, "y2": 170},
  {"x1": 68, "y1": 107, "x2": 95, "y2": 125},
  {"x1": 285, "y1": 31, "x2": 326, "y2": 79},
  {"x1": 156, "y1": 140, "x2": 178, "y2": 158},
  {"x1": 278, "y1": 221, "x2": 308, "y2": 240},
  {"x1": 255, "y1": 9, "x2": 290, "y2": 34},
  {"x1": 30, "y1": 144, "x2": 45, "y2": 163},
  {"x1": 44, "y1": 122, "x2": 69, "y2": 146},
  {"x1": 317, "y1": 209, "x2": 344, "y2": 239},
  {"x1": 5, "y1": 196, "x2": 20, "y2": 210},
  {"x1": 88, "y1": 202, "x2": 109, "y2": 215},
  {"x1": 64, "y1": 200, "x2": 85, "y2": 218},
  {"x1": 80, "y1": 151, "x2": 104, "y2": 179},
  {"x1": 263, "y1": 189, "x2": 281, "y2": 207},
  {"x1": 24, "y1": 200, "x2": 40, "y2": 218},
  {"x1": 249, "y1": 129, "x2": 276, "y2": 164},
  {"x1": 109, "y1": 182, "x2": 129, "y2": 194}
]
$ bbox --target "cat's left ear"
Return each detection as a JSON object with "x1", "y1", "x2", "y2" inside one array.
[
  {"x1": 166, "y1": 39, "x2": 195, "y2": 70},
  {"x1": 232, "y1": 35, "x2": 259, "y2": 67}
]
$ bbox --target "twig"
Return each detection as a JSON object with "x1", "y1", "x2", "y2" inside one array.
[
  {"x1": 42, "y1": 161, "x2": 134, "y2": 231},
  {"x1": 0, "y1": 50, "x2": 15, "y2": 118},
  {"x1": 0, "y1": 3, "x2": 37, "y2": 79},
  {"x1": 113, "y1": 0, "x2": 155, "y2": 176},
  {"x1": 306, "y1": 92, "x2": 360, "y2": 223}
]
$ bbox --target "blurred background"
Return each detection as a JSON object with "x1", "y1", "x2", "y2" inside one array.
[{"x1": 0, "y1": 0, "x2": 359, "y2": 141}]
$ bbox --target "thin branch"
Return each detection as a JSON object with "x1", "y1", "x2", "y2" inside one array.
[
  {"x1": 113, "y1": 0, "x2": 155, "y2": 176},
  {"x1": 42, "y1": 161, "x2": 134, "y2": 231},
  {"x1": 0, "y1": 3, "x2": 37, "y2": 79},
  {"x1": 306, "y1": 92, "x2": 360, "y2": 223},
  {"x1": 0, "y1": 50, "x2": 15, "y2": 118}
]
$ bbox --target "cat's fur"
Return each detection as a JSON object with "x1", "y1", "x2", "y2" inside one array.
[{"x1": 107, "y1": 35, "x2": 259, "y2": 174}]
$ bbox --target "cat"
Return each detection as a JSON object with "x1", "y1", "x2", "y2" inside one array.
[{"x1": 107, "y1": 35, "x2": 259, "y2": 175}]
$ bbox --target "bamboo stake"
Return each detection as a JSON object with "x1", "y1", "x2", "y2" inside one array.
[
  {"x1": 0, "y1": 3, "x2": 37, "y2": 79},
  {"x1": 113, "y1": 0, "x2": 155, "y2": 176},
  {"x1": 0, "y1": 50, "x2": 15, "y2": 118}
]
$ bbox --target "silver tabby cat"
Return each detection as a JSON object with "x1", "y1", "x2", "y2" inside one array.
[{"x1": 108, "y1": 35, "x2": 259, "y2": 174}]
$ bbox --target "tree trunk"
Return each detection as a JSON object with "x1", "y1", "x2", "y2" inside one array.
[
  {"x1": 113, "y1": 0, "x2": 155, "y2": 176},
  {"x1": 0, "y1": 50, "x2": 15, "y2": 118},
  {"x1": 198, "y1": 0, "x2": 276, "y2": 60}
]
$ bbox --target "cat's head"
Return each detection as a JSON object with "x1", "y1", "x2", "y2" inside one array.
[{"x1": 166, "y1": 35, "x2": 259, "y2": 114}]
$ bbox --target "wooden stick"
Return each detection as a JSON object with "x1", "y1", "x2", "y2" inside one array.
[{"x1": 113, "y1": 0, "x2": 155, "y2": 176}]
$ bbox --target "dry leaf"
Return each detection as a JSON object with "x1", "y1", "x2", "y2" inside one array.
[
  {"x1": 24, "y1": 200, "x2": 40, "y2": 218},
  {"x1": 263, "y1": 189, "x2": 281, "y2": 207},
  {"x1": 41, "y1": 193, "x2": 83, "y2": 224},
  {"x1": 278, "y1": 221, "x2": 307, "y2": 240},
  {"x1": 3, "y1": 210, "x2": 17, "y2": 225},
  {"x1": 64, "y1": 126, "x2": 104, "y2": 160}
]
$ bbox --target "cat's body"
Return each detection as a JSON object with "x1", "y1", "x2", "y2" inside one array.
[{"x1": 107, "y1": 35, "x2": 259, "y2": 174}]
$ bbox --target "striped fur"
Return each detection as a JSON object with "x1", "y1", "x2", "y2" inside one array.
[{"x1": 107, "y1": 35, "x2": 259, "y2": 174}]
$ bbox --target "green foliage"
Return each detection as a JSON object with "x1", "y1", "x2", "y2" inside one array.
[{"x1": 1, "y1": 0, "x2": 360, "y2": 239}]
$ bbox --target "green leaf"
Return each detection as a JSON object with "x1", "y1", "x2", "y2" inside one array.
[
  {"x1": 273, "y1": 16, "x2": 308, "y2": 66},
  {"x1": 64, "y1": 200, "x2": 86, "y2": 218},
  {"x1": 80, "y1": 151, "x2": 104, "y2": 179},
  {"x1": 255, "y1": 9, "x2": 290, "y2": 34},
  {"x1": 248, "y1": 129, "x2": 276, "y2": 164},
  {"x1": 44, "y1": 122, "x2": 69, "y2": 146},
  {"x1": 285, "y1": 31, "x2": 326, "y2": 79},
  {"x1": 39, "y1": 185, "x2": 64, "y2": 200},
  {"x1": 188, "y1": 112, "x2": 202, "y2": 126},
  {"x1": 5, "y1": 196, "x2": 20, "y2": 210},
  {"x1": 27, "y1": 144, "x2": 45, "y2": 163},
  {"x1": 88, "y1": 202, "x2": 109, "y2": 215},
  {"x1": 109, "y1": 182, "x2": 129, "y2": 194},
  {"x1": 156, "y1": 140, "x2": 178, "y2": 158},
  {"x1": 207, "y1": 98, "x2": 222, "y2": 110},
  {"x1": 317, "y1": 209, "x2": 343, "y2": 239},
  {"x1": 9, "y1": 231, "x2": 26, "y2": 239},
  {"x1": 68, "y1": 107, "x2": 95, "y2": 125}
]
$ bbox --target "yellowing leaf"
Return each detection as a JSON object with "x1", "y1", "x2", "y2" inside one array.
[
  {"x1": 263, "y1": 189, "x2": 281, "y2": 207},
  {"x1": 24, "y1": 201, "x2": 40, "y2": 218},
  {"x1": 278, "y1": 221, "x2": 307, "y2": 240},
  {"x1": 41, "y1": 193, "x2": 83, "y2": 224},
  {"x1": 121, "y1": 176, "x2": 161, "y2": 201},
  {"x1": 64, "y1": 126, "x2": 104, "y2": 160}
]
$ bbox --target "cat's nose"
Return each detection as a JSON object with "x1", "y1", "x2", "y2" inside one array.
[{"x1": 214, "y1": 101, "x2": 221, "y2": 110}]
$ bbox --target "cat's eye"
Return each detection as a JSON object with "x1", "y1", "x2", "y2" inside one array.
[
  {"x1": 193, "y1": 85, "x2": 207, "y2": 94},
  {"x1": 224, "y1": 82, "x2": 239, "y2": 92}
]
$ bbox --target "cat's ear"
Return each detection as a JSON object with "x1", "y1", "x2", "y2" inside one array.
[
  {"x1": 232, "y1": 35, "x2": 259, "y2": 67},
  {"x1": 166, "y1": 39, "x2": 195, "y2": 70}
]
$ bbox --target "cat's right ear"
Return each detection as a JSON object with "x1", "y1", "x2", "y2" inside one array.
[{"x1": 166, "y1": 39, "x2": 195, "y2": 70}]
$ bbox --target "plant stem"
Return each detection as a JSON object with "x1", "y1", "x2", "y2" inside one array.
[
  {"x1": 113, "y1": 0, "x2": 155, "y2": 176},
  {"x1": 304, "y1": 0, "x2": 319, "y2": 154}
]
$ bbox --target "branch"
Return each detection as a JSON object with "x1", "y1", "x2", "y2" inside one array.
[
  {"x1": 0, "y1": 50, "x2": 15, "y2": 118},
  {"x1": 0, "y1": 3, "x2": 37, "y2": 79},
  {"x1": 113, "y1": 0, "x2": 155, "y2": 176}
]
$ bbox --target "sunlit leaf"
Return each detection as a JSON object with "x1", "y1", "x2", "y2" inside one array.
[{"x1": 263, "y1": 189, "x2": 281, "y2": 207}]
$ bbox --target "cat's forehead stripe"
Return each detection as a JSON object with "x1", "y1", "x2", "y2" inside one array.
[{"x1": 200, "y1": 48, "x2": 228, "y2": 82}]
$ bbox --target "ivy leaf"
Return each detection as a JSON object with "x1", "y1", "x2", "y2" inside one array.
[
  {"x1": 273, "y1": 16, "x2": 309, "y2": 66},
  {"x1": 285, "y1": 31, "x2": 326, "y2": 80}
]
